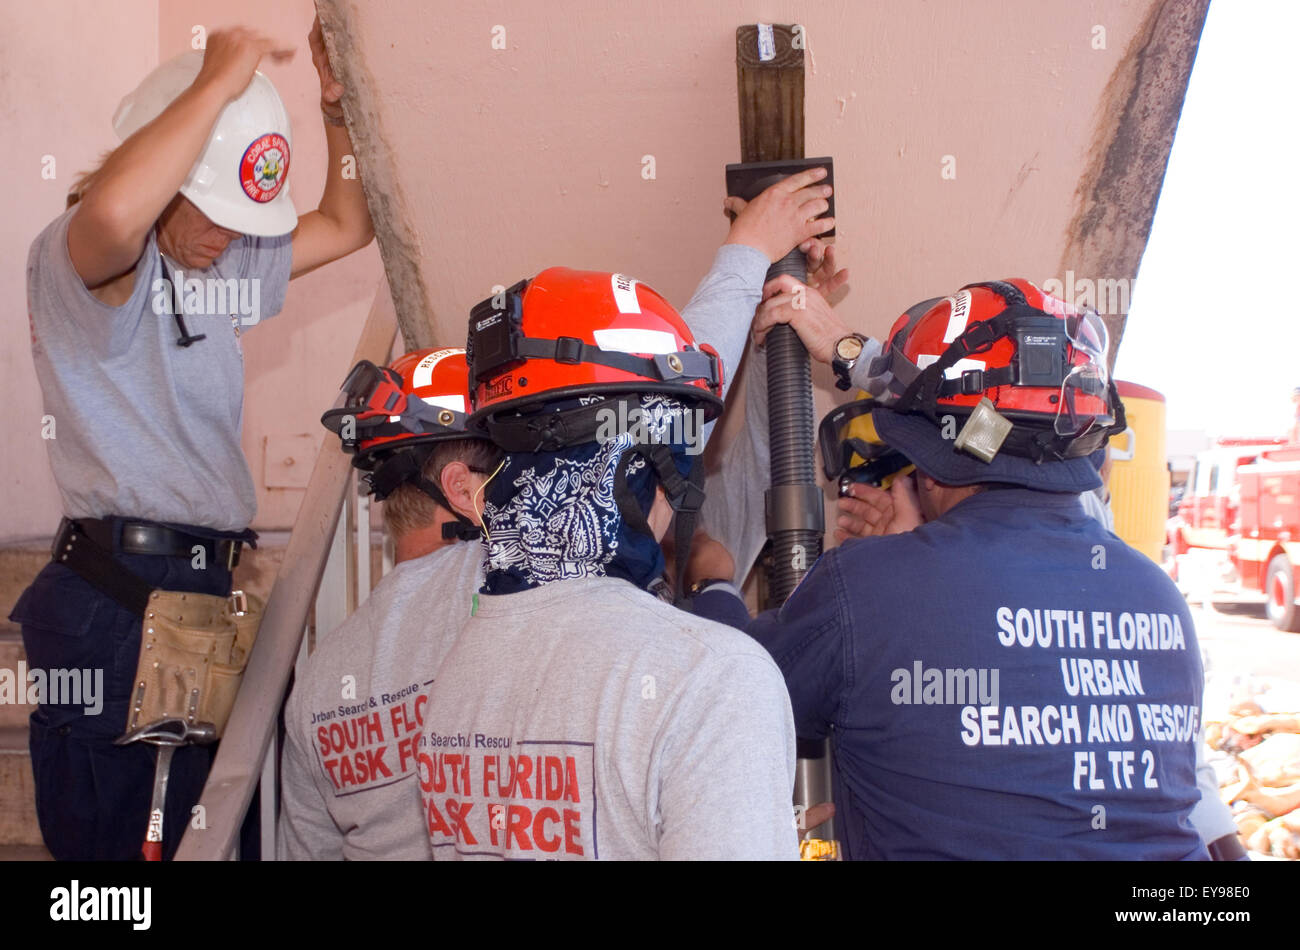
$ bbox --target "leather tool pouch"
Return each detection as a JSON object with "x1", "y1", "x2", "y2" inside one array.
[
  {"x1": 50, "y1": 518, "x2": 263, "y2": 740},
  {"x1": 125, "y1": 589, "x2": 263, "y2": 739}
]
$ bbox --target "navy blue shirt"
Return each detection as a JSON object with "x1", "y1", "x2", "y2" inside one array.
[{"x1": 696, "y1": 488, "x2": 1208, "y2": 860}]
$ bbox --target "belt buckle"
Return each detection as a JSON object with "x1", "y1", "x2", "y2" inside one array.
[
  {"x1": 228, "y1": 589, "x2": 248, "y2": 616},
  {"x1": 122, "y1": 522, "x2": 153, "y2": 554}
]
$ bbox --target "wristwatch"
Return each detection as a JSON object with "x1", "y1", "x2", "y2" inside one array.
[{"x1": 832, "y1": 333, "x2": 869, "y2": 391}]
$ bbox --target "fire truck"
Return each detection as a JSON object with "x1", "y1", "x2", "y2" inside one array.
[{"x1": 1167, "y1": 437, "x2": 1300, "y2": 630}]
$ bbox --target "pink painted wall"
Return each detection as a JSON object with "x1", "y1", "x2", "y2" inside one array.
[
  {"x1": 2, "y1": 0, "x2": 1158, "y2": 540},
  {"x1": 0, "y1": 0, "x2": 159, "y2": 541},
  {"x1": 324, "y1": 0, "x2": 1159, "y2": 510},
  {"x1": 332, "y1": 0, "x2": 1153, "y2": 345}
]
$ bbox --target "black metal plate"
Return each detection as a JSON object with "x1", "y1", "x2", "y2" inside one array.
[{"x1": 725, "y1": 156, "x2": 835, "y2": 237}]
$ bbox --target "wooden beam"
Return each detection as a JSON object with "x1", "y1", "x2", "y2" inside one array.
[
  {"x1": 174, "y1": 278, "x2": 398, "y2": 861},
  {"x1": 736, "y1": 24, "x2": 804, "y2": 163},
  {"x1": 315, "y1": 0, "x2": 437, "y2": 351}
]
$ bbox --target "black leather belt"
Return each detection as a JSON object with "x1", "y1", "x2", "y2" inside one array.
[
  {"x1": 52, "y1": 517, "x2": 254, "y2": 616},
  {"x1": 55, "y1": 517, "x2": 249, "y2": 571}
]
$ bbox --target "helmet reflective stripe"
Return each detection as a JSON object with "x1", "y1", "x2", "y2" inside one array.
[
  {"x1": 915, "y1": 353, "x2": 986, "y2": 380},
  {"x1": 941, "y1": 290, "x2": 973, "y2": 342},
  {"x1": 611, "y1": 274, "x2": 642, "y2": 314},
  {"x1": 113, "y1": 52, "x2": 296, "y2": 237},
  {"x1": 411, "y1": 348, "x2": 462, "y2": 390},
  {"x1": 593, "y1": 328, "x2": 677, "y2": 354},
  {"x1": 417, "y1": 393, "x2": 467, "y2": 414}
]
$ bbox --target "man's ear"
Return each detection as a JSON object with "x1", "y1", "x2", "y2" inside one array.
[{"x1": 439, "y1": 461, "x2": 479, "y2": 523}]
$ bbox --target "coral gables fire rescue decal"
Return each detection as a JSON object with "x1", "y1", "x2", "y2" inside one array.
[
  {"x1": 956, "y1": 606, "x2": 1196, "y2": 793},
  {"x1": 239, "y1": 132, "x2": 289, "y2": 203},
  {"x1": 310, "y1": 681, "x2": 429, "y2": 794},
  {"x1": 418, "y1": 734, "x2": 596, "y2": 858}
]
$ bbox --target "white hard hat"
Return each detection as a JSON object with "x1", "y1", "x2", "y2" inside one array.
[{"x1": 113, "y1": 51, "x2": 297, "y2": 237}]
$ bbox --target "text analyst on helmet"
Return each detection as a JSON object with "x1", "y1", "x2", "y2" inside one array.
[
  {"x1": 689, "y1": 277, "x2": 1211, "y2": 860},
  {"x1": 11, "y1": 19, "x2": 374, "y2": 861}
]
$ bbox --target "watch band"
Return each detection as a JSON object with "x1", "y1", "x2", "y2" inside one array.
[
  {"x1": 686, "y1": 577, "x2": 734, "y2": 598},
  {"x1": 833, "y1": 333, "x2": 868, "y2": 391}
]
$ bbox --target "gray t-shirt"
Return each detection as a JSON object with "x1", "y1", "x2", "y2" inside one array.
[
  {"x1": 418, "y1": 576, "x2": 799, "y2": 860},
  {"x1": 700, "y1": 337, "x2": 884, "y2": 580},
  {"x1": 27, "y1": 207, "x2": 292, "y2": 530},
  {"x1": 279, "y1": 540, "x2": 484, "y2": 860},
  {"x1": 679, "y1": 243, "x2": 769, "y2": 415}
]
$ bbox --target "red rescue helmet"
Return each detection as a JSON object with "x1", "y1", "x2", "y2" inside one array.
[
  {"x1": 871, "y1": 279, "x2": 1124, "y2": 464},
  {"x1": 466, "y1": 267, "x2": 723, "y2": 429},
  {"x1": 322, "y1": 348, "x2": 473, "y2": 464},
  {"x1": 320, "y1": 349, "x2": 500, "y2": 531}
]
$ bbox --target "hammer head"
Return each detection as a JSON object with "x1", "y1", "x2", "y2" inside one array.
[{"x1": 115, "y1": 718, "x2": 219, "y2": 747}]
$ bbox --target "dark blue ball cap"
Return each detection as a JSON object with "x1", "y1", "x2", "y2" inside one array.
[{"x1": 871, "y1": 408, "x2": 1103, "y2": 493}]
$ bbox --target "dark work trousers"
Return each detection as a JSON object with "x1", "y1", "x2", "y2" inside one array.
[{"x1": 10, "y1": 528, "x2": 259, "y2": 860}]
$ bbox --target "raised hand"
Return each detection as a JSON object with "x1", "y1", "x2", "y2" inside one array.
[
  {"x1": 723, "y1": 167, "x2": 835, "y2": 263},
  {"x1": 194, "y1": 27, "x2": 295, "y2": 105}
]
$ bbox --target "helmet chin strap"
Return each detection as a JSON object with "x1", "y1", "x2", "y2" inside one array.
[
  {"x1": 411, "y1": 475, "x2": 481, "y2": 542},
  {"x1": 365, "y1": 446, "x2": 486, "y2": 541},
  {"x1": 614, "y1": 442, "x2": 706, "y2": 606}
]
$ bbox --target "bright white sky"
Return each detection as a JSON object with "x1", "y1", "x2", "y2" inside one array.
[{"x1": 1113, "y1": 0, "x2": 1300, "y2": 440}]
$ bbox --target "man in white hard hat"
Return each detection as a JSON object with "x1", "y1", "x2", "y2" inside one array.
[{"x1": 11, "y1": 19, "x2": 374, "y2": 860}]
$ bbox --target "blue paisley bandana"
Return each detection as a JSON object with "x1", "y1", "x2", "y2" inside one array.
[{"x1": 481, "y1": 393, "x2": 694, "y2": 596}]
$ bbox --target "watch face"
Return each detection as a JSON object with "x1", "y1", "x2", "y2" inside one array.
[{"x1": 836, "y1": 336, "x2": 864, "y2": 361}]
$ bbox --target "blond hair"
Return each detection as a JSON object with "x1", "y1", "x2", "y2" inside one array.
[
  {"x1": 383, "y1": 439, "x2": 500, "y2": 540},
  {"x1": 65, "y1": 151, "x2": 115, "y2": 209}
]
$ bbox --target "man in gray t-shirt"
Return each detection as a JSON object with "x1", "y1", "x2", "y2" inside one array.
[
  {"x1": 12, "y1": 20, "x2": 375, "y2": 861},
  {"x1": 280, "y1": 218, "x2": 820, "y2": 858},
  {"x1": 417, "y1": 174, "x2": 833, "y2": 860},
  {"x1": 280, "y1": 347, "x2": 495, "y2": 860}
]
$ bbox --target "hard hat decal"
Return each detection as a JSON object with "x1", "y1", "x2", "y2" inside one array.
[
  {"x1": 412, "y1": 348, "x2": 464, "y2": 389},
  {"x1": 240, "y1": 133, "x2": 290, "y2": 203},
  {"x1": 941, "y1": 290, "x2": 972, "y2": 342},
  {"x1": 611, "y1": 274, "x2": 641, "y2": 314}
]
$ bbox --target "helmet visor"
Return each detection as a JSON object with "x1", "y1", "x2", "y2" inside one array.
[
  {"x1": 1064, "y1": 310, "x2": 1109, "y2": 363},
  {"x1": 817, "y1": 397, "x2": 911, "y2": 484},
  {"x1": 321, "y1": 360, "x2": 407, "y2": 440},
  {"x1": 1050, "y1": 310, "x2": 1111, "y2": 437},
  {"x1": 1054, "y1": 359, "x2": 1111, "y2": 437}
]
